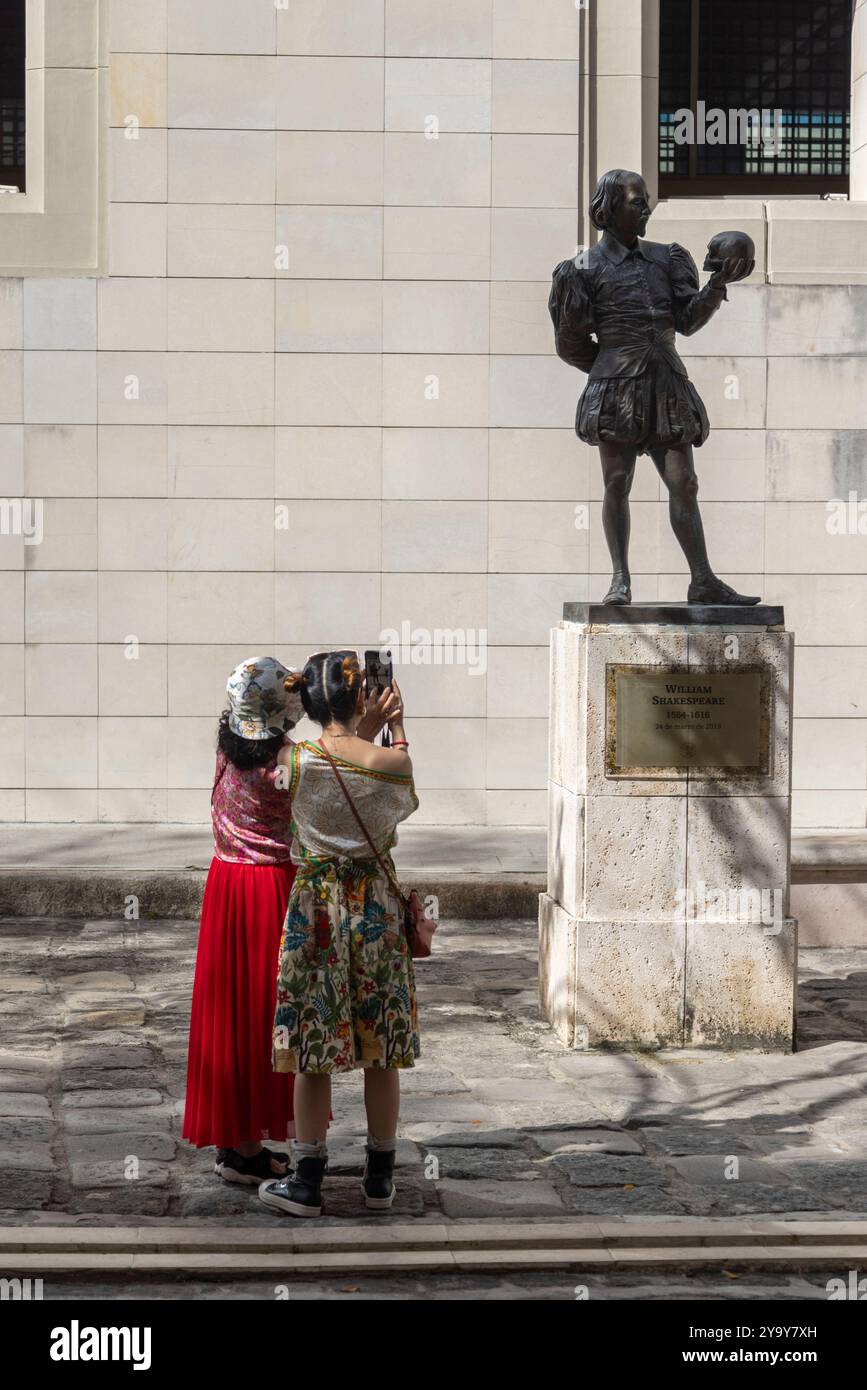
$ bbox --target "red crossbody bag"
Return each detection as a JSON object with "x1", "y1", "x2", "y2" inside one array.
[{"x1": 316, "y1": 739, "x2": 436, "y2": 959}]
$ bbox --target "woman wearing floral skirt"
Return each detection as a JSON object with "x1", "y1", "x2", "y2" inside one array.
[{"x1": 259, "y1": 650, "x2": 418, "y2": 1219}]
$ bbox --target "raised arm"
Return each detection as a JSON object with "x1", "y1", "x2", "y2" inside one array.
[
  {"x1": 357, "y1": 686, "x2": 400, "y2": 743},
  {"x1": 548, "y1": 258, "x2": 599, "y2": 373},
  {"x1": 366, "y1": 680, "x2": 412, "y2": 778},
  {"x1": 669, "y1": 242, "x2": 729, "y2": 338}
]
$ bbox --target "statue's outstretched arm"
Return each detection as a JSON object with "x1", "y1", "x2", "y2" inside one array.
[{"x1": 670, "y1": 242, "x2": 728, "y2": 338}]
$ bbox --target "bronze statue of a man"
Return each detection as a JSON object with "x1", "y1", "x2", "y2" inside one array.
[{"x1": 549, "y1": 169, "x2": 759, "y2": 606}]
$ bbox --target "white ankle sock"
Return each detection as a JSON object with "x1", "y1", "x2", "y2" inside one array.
[
  {"x1": 367, "y1": 1134, "x2": 397, "y2": 1152},
  {"x1": 292, "y1": 1138, "x2": 327, "y2": 1159}
]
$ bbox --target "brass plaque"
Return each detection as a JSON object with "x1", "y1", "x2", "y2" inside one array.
[{"x1": 606, "y1": 664, "x2": 771, "y2": 778}]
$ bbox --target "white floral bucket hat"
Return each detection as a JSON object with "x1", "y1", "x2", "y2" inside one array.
[{"x1": 225, "y1": 657, "x2": 303, "y2": 740}]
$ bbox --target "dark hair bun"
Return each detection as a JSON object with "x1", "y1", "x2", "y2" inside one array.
[
  {"x1": 341, "y1": 654, "x2": 362, "y2": 691},
  {"x1": 296, "y1": 649, "x2": 362, "y2": 727}
]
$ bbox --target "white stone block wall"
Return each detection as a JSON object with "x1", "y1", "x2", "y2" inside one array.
[{"x1": 0, "y1": 0, "x2": 866, "y2": 831}]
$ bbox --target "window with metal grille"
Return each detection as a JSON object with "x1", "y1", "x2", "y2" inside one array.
[
  {"x1": 0, "y1": 0, "x2": 25, "y2": 193},
  {"x1": 659, "y1": 0, "x2": 852, "y2": 197}
]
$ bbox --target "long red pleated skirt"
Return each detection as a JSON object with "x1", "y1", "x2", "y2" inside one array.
[{"x1": 183, "y1": 856, "x2": 296, "y2": 1149}]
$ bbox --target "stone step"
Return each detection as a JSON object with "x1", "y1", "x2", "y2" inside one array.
[
  {"x1": 2, "y1": 825, "x2": 867, "y2": 944},
  {"x1": 5, "y1": 1242, "x2": 867, "y2": 1275},
  {"x1": 0, "y1": 870, "x2": 542, "y2": 921},
  {"x1": 1, "y1": 865, "x2": 865, "y2": 936},
  {"x1": 3, "y1": 1218, "x2": 866, "y2": 1261}
]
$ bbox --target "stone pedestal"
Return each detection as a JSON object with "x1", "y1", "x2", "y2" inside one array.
[{"x1": 539, "y1": 605, "x2": 797, "y2": 1051}]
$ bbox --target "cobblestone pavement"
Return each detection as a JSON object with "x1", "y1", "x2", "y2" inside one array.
[{"x1": 2, "y1": 917, "x2": 867, "y2": 1227}]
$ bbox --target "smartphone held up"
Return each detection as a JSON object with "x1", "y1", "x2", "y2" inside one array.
[{"x1": 364, "y1": 648, "x2": 395, "y2": 745}]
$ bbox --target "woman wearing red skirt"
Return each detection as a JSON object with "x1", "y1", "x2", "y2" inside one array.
[
  {"x1": 183, "y1": 657, "x2": 305, "y2": 1184},
  {"x1": 183, "y1": 655, "x2": 396, "y2": 1185}
]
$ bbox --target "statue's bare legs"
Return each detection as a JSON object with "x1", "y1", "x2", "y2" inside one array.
[
  {"x1": 599, "y1": 441, "x2": 760, "y2": 605},
  {"x1": 600, "y1": 443, "x2": 636, "y2": 605}
]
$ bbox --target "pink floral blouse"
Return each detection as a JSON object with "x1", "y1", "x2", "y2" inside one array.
[{"x1": 211, "y1": 748, "x2": 294, "y2": 865}]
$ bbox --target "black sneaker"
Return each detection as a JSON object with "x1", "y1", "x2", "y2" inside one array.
[
  {"x1": 361, "y1": 1147, "x2": 396, "y2": 1210},
  {"x1": 259, "y1": 1155, "x2": 327, "y2": 1217},
  {"x1": 215, "y1": 1147, "x2": 289, "y2": 1185},
  {"x1": 262, "y1": 1145, "x2": 290, "y2": 1169}
]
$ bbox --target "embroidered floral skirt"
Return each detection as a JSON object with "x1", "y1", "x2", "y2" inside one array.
[
  {"x1": 272, "y1": 851, "x2": 420, "y2": 1074},
  {"x1": 576, "y1": 360, "x2": 710, "y2": 456}
]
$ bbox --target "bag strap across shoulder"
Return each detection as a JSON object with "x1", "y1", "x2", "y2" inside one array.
[{"x1": 315, "y1": 739, "x2": 406, "y2": 906}]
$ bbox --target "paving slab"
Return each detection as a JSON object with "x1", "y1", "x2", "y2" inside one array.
[
  {"x1": 0, "y1": 1143, "x2": 54, "y2": 1172},
  {"x1": 665, "y1": 1155, "x2": 781, "y2": 1184},
  {"x1": 61, "y1": 1106, "x2": 176, "y2": 1135},
  {"x1": 564, "y1": 1188, "x2": 691, "y2": 1216},
  {"x1": 0, "y1": 1092, "x2": 51, "y2": 1118},
  {"x1": 641, "y1": 1124, "x2": 758, "y2": 1155},
  {"x1": 1, "y1": 1172, "x2": 53, "y2": 1208},
  {"x1": 531, "y1": 1129, "x2": 646, "y2": 1156},
  {"x1": 437, "y1": 1180, "x2": 567, "y2": 1219},
  {"x1": 552, "y1": 1155, "x2": 669, "y2": 1187},
  {"x1": 698, "y1": 1184, "x2": 833, "y2": 1216},
  {"x1": 66, "y1": 1134, "x2": 178, "y2": 1163},
  {"x1": 426, "y1": 1148, "x2": 544, "y2": 1181},
  {"x1": 0, "y1": 1070, "x2": 52, "y2": 1093},
  {"x1": 61, "y1": 1088, "x2": 164, "y2": 1109},
  {"x1": 400, "y1": 1124, "x2": 524, "y2": 1148}
]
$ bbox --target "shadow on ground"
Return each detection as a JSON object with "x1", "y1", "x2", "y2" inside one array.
[{"x1": 1, "y1": 918, "x2": 866, "y2": 1226}]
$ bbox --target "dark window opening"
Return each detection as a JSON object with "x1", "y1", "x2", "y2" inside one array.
[
  {"x1": 659, "y1": 0, "x2": 852, "y2": 197},
  {"x1": 0, "y1": 0, "x2": 25, "y2": 193}
]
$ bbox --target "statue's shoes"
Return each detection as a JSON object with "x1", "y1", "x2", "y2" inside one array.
[
  {"x1": 601, "y1": 580, "x2": 632, "y2": 605},
  {"x1": 687, "y1": 578, "x2": 761, "y2": 606}
]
